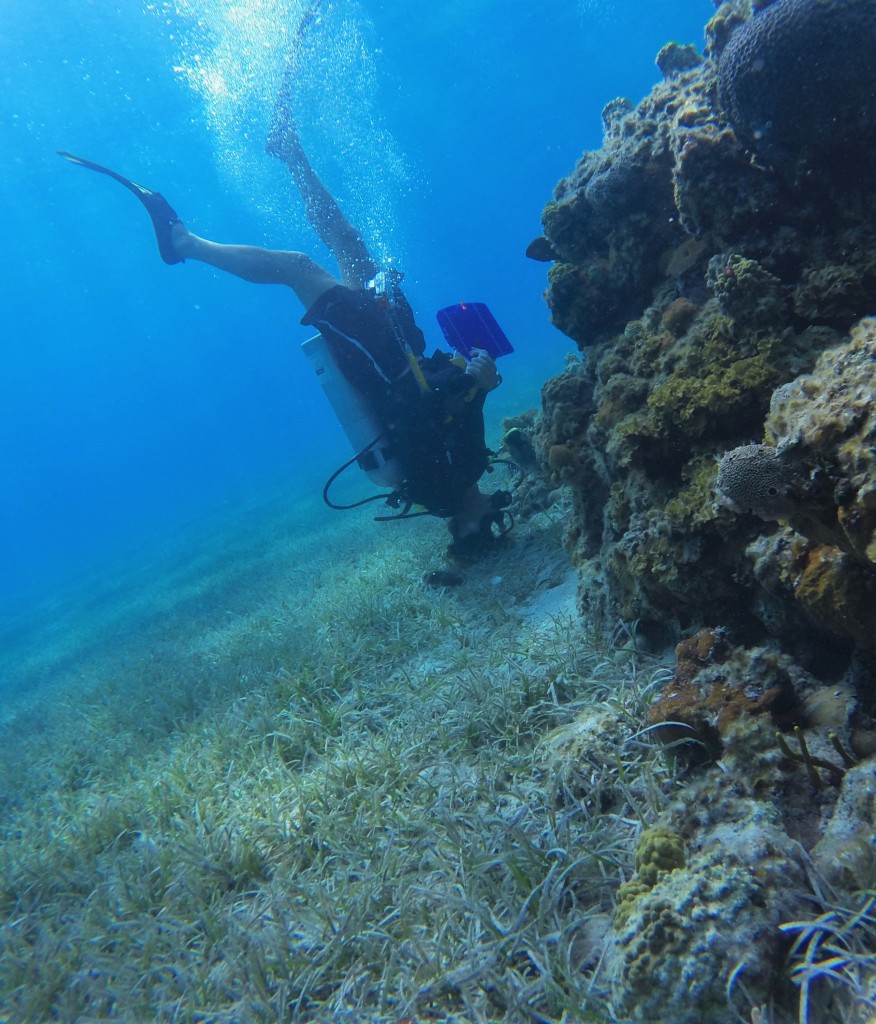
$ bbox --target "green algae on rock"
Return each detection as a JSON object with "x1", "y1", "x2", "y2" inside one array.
[{"x1": 531, "y1": 0, "x2": 876, "y2": 650}]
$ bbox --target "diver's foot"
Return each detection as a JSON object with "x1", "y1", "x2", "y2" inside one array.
[
  {"x1": 136, "y1": 188, "x2": 185, "y2": 264},
  {"x1": 448, "y1": 487, "x2": 496, "y2": 542},
  {"x1": 446, "y1": 521, "x2": 510, "y2": 564},
  {"x1": 169, "y1": 221, "x2": 195, "y2": 260},
  {"x1": 57, "y1": 151, "x2": 185, "y2": 265},
  {"x1": 446, "y1": 488, "x2": 513, "y2": 563},
  {"x1": 266, "y1": 106, "x2": 306, "y2": 164}
]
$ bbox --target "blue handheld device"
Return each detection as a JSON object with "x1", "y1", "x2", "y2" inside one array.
[{"x1": 436, "y1": 302, "x2": 514, "y2": 361}]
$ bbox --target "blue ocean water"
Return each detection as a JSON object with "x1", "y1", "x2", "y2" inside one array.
[{"x1": 0, "y1": 0, "x2": 709, "y2": 616}]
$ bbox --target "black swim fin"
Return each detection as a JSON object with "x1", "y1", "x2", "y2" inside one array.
[{"x1": 57, "y1": 150, "x2": 184, "y2": 265}]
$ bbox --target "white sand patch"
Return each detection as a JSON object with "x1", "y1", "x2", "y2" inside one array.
[{"x1": 518, "y1": 564, "x2": 578, "y2": 626}]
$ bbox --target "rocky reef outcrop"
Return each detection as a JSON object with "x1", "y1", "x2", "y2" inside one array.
[
  {"x1": 528, "y1": 0, "x2": 876, "y2": 657},
  {"x1": 523, "y1": 1, "x2": 876, "y2": 1019}
]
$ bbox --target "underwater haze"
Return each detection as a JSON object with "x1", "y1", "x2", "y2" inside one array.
[
  {"x1": 1, "y1": 0, "x2": 707, "y2": 614},
  {"x1": 9, "y1": 3, "x2": 838, "y2": 1023},
  {"x1": 9, "y1": 2, "x2": 876, "y2": 1021}
]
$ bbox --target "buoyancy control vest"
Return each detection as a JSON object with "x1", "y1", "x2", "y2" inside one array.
[{"x1": 302, "y1": 283, "x2": 498, "y2": 519}]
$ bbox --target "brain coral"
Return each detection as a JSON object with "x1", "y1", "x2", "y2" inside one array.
[{"x1": 717, "y1": 0, "x2": 876, "y2": 182}]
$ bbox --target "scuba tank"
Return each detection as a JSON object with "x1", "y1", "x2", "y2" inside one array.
[{"x1": 301, "y1": 333, "x2": 403, "y2": 489}]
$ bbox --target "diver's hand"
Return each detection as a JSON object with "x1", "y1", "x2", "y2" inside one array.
[{"x1": 464, "y1": 349, "x2": 501, "y2": 391}]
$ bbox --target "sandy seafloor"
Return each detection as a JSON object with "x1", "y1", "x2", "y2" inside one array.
[{"x1": 0, "y1": 393, "x2": 671, "y2": 1021}]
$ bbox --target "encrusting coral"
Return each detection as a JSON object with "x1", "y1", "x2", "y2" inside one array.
[
  {"x1": 527, "y1": 1, "x2": 876, "y2": 1019},
  {"x1": 614, "y1": 826, "x2": 685, "y2": 928},
  {"x1": 530, "y1": 0, "x2": 876, "y2": 654}
]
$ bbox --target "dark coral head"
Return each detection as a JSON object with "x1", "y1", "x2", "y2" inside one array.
[{"x1": 717, "y1": 0, "x2": 876, "y2": 184}]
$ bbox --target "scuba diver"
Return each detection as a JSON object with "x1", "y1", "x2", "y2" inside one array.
[{"x1": 58, "y1": 114, "x2": 512, "y2": 559}]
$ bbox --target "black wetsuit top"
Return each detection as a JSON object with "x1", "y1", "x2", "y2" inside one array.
[{"x1": 301, "y1": 285, "x2": 488, "y2": 515}]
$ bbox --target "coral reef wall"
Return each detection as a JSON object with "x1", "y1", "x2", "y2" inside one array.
[
  {"x1": 529, "y1": 0, "x2": 876, "y2": 667},
  {"x1": 522, "y1": 7, "x2": 876, "y2": 1020}
]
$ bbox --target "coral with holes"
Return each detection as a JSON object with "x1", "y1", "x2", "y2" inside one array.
[{"x1": 714, "y1": 443, "x2": 803, "y2": 520}]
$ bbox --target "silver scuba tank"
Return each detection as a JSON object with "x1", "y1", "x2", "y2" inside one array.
[{"x1": 301, "y1": 333, "x2": 404, "y2": 489}]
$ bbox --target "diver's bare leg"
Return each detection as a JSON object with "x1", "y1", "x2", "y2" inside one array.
[
  {"x1": 266, "y1": 118, "x2": 378, "y2": 289},
  {"x1": 171, "y1": 224, "x2": 339, "y2": 310}
]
